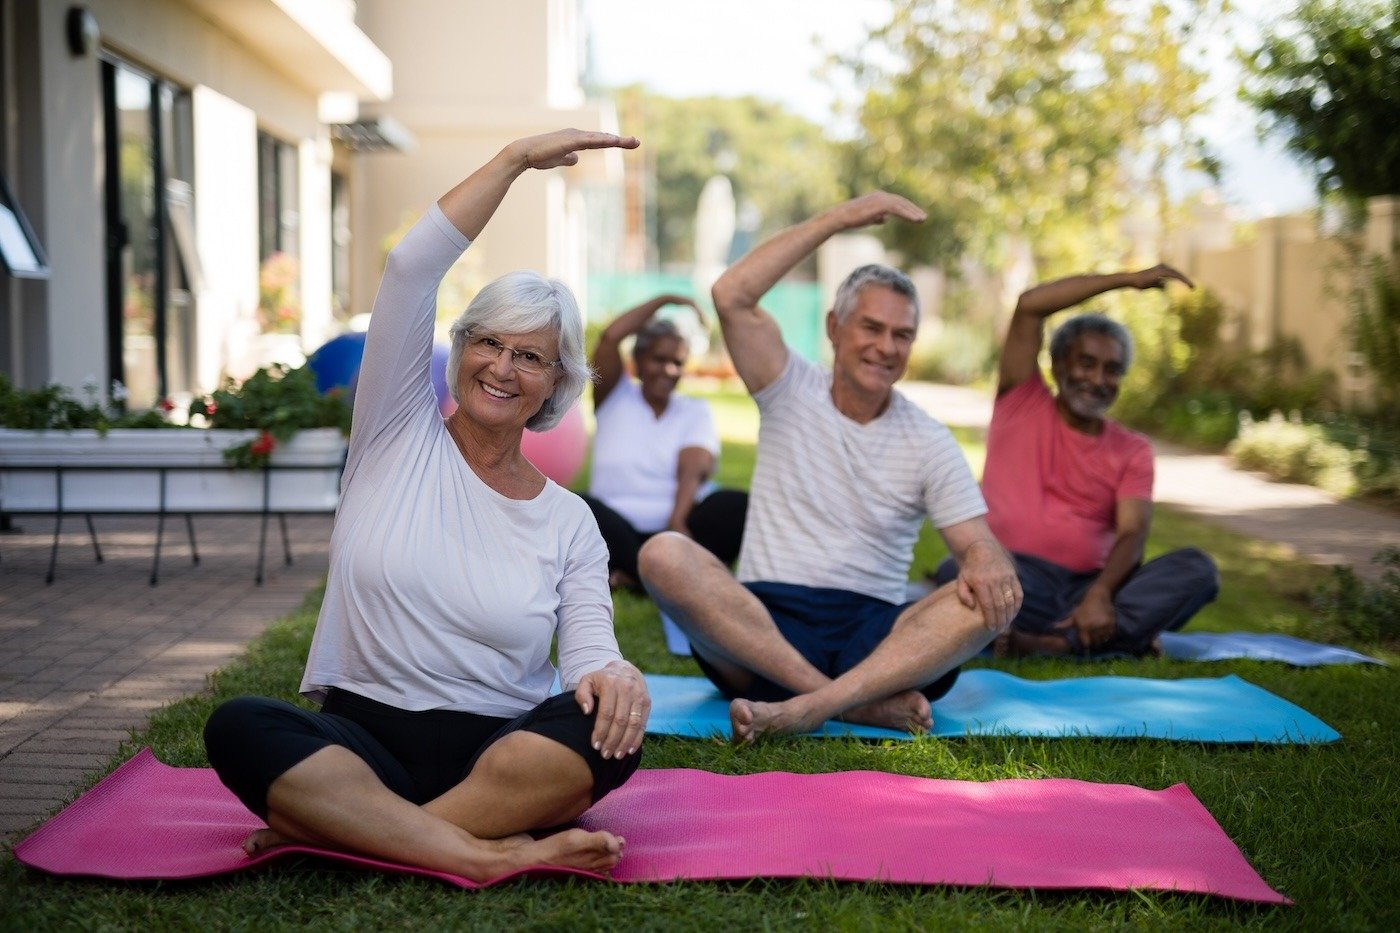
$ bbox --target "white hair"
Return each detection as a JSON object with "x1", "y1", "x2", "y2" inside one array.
[
  {"x1": 832, "y1": 264, "x2": 920, "y2": 327},
  {"x1": 446, "y1": 270, "x2": 591, "y2": 431}
]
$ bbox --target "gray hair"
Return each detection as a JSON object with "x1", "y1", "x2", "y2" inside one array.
[
  {"x1": 1049, "y1": 313, "x2": 1134, "y2": 371},
  {"x1": 633, "y1": 318, "x2": 687, "y2": 360},
  {"x1": 832, "y1": 264, "x2": 920, "y2": 327},
  {"x1": 446, "y1": 270, "x2": 591, "y2": 431}
]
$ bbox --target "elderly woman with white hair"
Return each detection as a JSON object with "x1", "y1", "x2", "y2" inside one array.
[{"x1": 203, "y1": 130, "x2": 649, "y2": 881}]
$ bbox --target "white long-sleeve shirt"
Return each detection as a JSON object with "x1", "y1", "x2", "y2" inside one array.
[{"x1": 301, "y1": 203, "x2": 620, "y2": 716}]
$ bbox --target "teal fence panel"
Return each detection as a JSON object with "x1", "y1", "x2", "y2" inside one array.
[{"x1": 587, "y1": 272, "x2": 824, "y2": 362}]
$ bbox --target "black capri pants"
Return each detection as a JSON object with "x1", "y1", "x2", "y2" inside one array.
[
  {"x1": 203, "y1": 689, "x2": 642, "y2": 821},
  {"x1": 583, "y1": 489, "x2": 748, "y2": 583}
]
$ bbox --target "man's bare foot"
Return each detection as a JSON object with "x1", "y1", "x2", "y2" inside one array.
[
  {"x1": 509, "y1": 828, "x2": 625, "y2": 874},
  {"x1": 1001, "y1": 629, "x2": 1072, "y2": 658},
  {"x1": 243, "y1": 827, "x2": 293, "y2": 856},
  {"x1": 992, "y1": 632, "x2": 1013, "y2": 658},
  {"x1": 842, "y1": 689, "x2": 933, "y2": 733},
  {"x1": 729, "y1": 697, "x2": 825, "y2": 744}
]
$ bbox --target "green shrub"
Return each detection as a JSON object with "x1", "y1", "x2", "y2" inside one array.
[
  {"x1": 1310, "y1": 548, "x2": 1400, "y2": 644},
  {"x1": 1351, "y1": 260, "x2": 1400, "y2": 419},
  {"x1": 906, "y1": 319, "x2": 998, "y2": 385},
  {"x1": 1150, "y1": 392, "x2": 1242, "y2": 449},
  {"x1": 1228, "y1": 412, "x2": 1364, "y2": 496}
]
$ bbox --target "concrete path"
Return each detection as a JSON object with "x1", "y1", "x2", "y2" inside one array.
[
  {"x1": 0, "y1": 514, "x2": 332, "y2": 843},
  {"x1": 902, "y1": 381, "x2": 1400, "y2": 581}
]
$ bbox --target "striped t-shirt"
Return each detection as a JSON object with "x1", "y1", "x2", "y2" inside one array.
[{"x1": 736, "y1": 353, "x2": 986, "y2": 605}]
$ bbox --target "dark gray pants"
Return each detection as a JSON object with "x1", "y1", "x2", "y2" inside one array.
[{"x1": 935, "y1": 547, "x2": 1219, "y2": 656}]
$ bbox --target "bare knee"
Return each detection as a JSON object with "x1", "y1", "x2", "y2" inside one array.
[
  {"x1": 638, "y1": 530, "x2": 703, "y2": 589},
  {"x1": 474, "y1": 733, "x2": 591, "y2": 793},
  {"x1": 899, "y1": 584, "x2": 994, "y2": 639}
]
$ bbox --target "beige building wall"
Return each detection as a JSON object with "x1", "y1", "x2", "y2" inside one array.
[
  {"x1": 1169, "y1": 195, "x2": 1400, "y2": 405},
  {"x1": 350, "y1": 0, "x2": 620, "y2": 321}
]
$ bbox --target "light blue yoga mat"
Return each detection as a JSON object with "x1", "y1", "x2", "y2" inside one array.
[
  {"x1": 644, "y1": 670, "x2": 1340, "y2": 744},
  {"x1": 1159, "y1": 631, "x2": 1385, "y2": 667}
]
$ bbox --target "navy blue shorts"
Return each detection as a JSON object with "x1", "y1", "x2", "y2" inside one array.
[{"x1": 692, "y1": 581, "x2": 959, "y2": 703}]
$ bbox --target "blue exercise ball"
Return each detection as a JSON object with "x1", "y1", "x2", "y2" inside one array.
[
  {"x1": 308, "y1": 332, "x2": 367, "y2": 393},
  {"x1": 313, "y1": 332, "x2": 454, "y2": 414}
]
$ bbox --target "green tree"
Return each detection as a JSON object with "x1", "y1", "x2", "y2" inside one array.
[
  {"x1": 613, "y1": 87, "x2": 843, "y2": 267},
  {"x1": 840, "y1": 0, "x2": 1222, "y2": 277},
  {"x1": 1242, "y1": 0, "x2": 1400, "y2": 199}
]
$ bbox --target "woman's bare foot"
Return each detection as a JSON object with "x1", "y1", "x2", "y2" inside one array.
[
  {"x1": 509, "y1": 828, "x2": 625, "y2": 874},
  {"x1": 841, "y1": 689, "x2": 933, "y2": 733},
  {"x1": 729, "y1": 697, "x2": 825, "y2": 743},
  {"x1": 243, "y1": 827, "x2": 293, "y2": 856}
]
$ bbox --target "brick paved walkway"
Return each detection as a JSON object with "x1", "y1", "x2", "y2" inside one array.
[{"x1": 0, "y1": 513, "x2": 332, "y2": 842}]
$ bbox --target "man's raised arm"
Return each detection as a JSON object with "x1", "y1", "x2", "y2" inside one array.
[
  {"x1": 712, "y1": 192, "x2": 926, "y2": 394},
  {"x1": 998, "y1": 263, "x2": 1194, "y2": 395}
]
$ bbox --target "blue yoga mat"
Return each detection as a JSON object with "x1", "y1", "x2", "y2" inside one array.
[
  {"x1": 644, "y1": 670, "x2": 1340, "y2": 744},
  {"x1": 1159, "y1": 631, "x2": 1385, "y2": 667}
]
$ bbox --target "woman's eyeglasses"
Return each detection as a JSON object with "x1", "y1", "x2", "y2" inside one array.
[{"x1": 466, "y1": 335, "x2": 561, "y2": 376}]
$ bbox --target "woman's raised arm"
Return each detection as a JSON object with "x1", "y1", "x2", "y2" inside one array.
[{"x1": 438, "y1": 129, "x2": 639, "y2": 240}]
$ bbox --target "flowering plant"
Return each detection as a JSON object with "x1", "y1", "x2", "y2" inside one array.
[{"x1": 189, "y1": 364, "x2": 351, "y2": 468}]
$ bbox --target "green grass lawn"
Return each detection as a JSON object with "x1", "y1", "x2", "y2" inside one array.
[{"x1": 5, "y1": 384, "x2": 1397, "y2": 930}]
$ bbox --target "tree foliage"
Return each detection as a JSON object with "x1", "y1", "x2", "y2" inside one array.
[
  {"x1": 1242, "y1": 0, "x2": 1400, "y2": 199},
  {"x1": 840, "y1": 0, "x2": 1220, "y2": 276},
  {"x1": 613, "y1": 87, "x2": 843, "y2": 267}
]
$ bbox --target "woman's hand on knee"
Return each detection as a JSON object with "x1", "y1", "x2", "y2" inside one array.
[{"x1": 575, "y1": 660, "x2": 650, "y2": 760}]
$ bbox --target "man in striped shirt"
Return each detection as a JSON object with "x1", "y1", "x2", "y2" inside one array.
[{"x1": 638, "y1": 192, "x2": 1021, "y2": 742}]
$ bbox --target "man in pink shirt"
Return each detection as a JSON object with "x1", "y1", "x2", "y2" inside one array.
[{"x1": 936, "y1": 265, "x2": 1219, "y2": 656}]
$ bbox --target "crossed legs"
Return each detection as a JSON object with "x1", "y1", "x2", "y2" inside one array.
[
  {"x1": 638, "y1": 532, "x2": 996, "y2": 741},
  {"x1": 204, "y1": 697, "x2": 628, "y2": 881},
  {"x1": 254, "y1": 733, "x2": 619, "y2": 879}
]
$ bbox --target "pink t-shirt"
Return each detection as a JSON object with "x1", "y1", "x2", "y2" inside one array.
[{"x1": 982, "y1": 377, "x2": 1153, "y2": 573}]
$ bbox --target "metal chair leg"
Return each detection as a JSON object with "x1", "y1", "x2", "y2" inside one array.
[
  {"x1": 85, "y1": 514, "x2": 104, "y2": 563},
  {"x1": 185, "y1": 514, "x2": 200, "y2": 565}
]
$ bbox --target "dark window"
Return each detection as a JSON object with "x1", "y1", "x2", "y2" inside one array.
[
  {"x1": 256, "y1": 131, "x2": 300, "y2": 335},
  {"x1": 331, "y1": 170, "x2": 350, "y2": 320},
  {"x1": 101, "y1": 58, "x2": 194, "y2": 410}
]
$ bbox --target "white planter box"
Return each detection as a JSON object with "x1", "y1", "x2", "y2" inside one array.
[{"x1": 0, "y1": 428, "x2": 345, "y2": 513}]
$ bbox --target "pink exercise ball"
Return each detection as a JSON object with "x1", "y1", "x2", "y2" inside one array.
[{"x1": 521, "y1": 403, "x2": 588, "y2": 486}]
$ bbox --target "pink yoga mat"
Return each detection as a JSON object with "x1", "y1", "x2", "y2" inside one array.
[{"x1": 14, "y1": 748, "x2": 1288, "y2": 903}]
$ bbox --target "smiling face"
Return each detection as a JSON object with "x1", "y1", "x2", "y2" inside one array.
[
  {"x1": 633, "y1": 335, "x2": 688, "y2": 411},
  {"x1": 826, "y1": 284, "x2": 917, "y2": 406},
  {"x1": 456, "y1": 327, "x2": 561, "y2": 433},
  {"x1": 1052, "y1": 330, "x2": 1126, "y2": 428}
]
